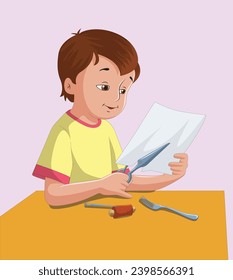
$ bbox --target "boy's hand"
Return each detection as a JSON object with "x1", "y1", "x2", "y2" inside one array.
[
  {"x1": 168, "y1": 153, "x2": 188, "y2": 178},
  {"x1": 100, "y1": 173, "x2": 132, "y2": 198}
]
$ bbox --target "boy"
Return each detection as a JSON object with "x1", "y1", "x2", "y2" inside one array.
[{"x1": 33, "y1": 29, "x2": 188, "y2": 206}]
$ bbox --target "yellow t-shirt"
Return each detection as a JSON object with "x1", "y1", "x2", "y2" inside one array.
[{"x1": 33, "y1": 110, "x2": 124, "y2": 184}]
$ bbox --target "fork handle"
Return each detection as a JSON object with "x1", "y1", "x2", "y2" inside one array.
[{"x1": 163, "y1": 206, "x2": 199, "y2": 221}]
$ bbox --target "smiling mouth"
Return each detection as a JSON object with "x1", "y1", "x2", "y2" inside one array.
[{"x1": 103, "y1": 104, "x2": 119, "y2": 110}]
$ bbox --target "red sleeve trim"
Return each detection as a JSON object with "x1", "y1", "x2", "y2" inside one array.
[
  {"x1": 32, "y1": 164, "x2": 70, "y2": 184},
  {"x1": 112, "y1": 168, "x2": 130, "y2": 174}
]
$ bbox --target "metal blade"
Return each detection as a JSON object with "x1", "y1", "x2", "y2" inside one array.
[
  {"x1": 84, "y1": 203, "x2": 113, "y2": 209},
  {"x1": 137, "y1": 142, "x2": 170, "y2": 168},
  {"x1": 127, "y1": 142, "x2": 170, "y2": 183}
]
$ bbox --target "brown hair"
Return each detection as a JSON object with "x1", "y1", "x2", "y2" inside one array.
[{"x1": 58, "y1": 29, "x2": 140, "y2": 102}]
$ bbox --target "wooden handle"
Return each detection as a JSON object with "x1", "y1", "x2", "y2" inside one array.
[{"x1": 109, "y1": 209, "x2": 115, "y2": 217}]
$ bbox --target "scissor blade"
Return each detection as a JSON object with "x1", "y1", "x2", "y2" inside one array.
[{"x1": 137, "y1": 143, "x2": 170, "y2": 168}]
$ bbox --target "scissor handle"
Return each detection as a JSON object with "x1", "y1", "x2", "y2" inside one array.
[
  {"x1": 115, "y1": 166, "x2": 134, "y2": 183},
  {"x1": 126, "y1": 164, "x2": 142, "y2": 183},
  {"x1": 127, "y1": 172, "x2": 133, "y2": 183}
]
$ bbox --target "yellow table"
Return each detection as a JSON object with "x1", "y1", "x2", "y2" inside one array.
[{"x1": 0, "y1": 191, "x2": 228, "y2": 259}]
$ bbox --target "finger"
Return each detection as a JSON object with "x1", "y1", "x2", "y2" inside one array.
[
  {"x1": 119, "y1": 185, "x2": 127, "y2": 191},
  {"x1": 171, "y1": 169, "x2": 184, "y2": 175},
  {"x1": 121, "y1": 181, "x2": 129, "y2": 187},
  {"x1": 168, "y1": 162, "x2": 183, "y2": 167},
  {"x1": 170, "y1": 167, "x2": 184, "y2": 172},
  {"x1": 118, "y1": 173, "x2": 129, "y2": 180},
  {"x1": 172, "y1": 171, "x2": 183, "y2": 176},
  {"x1": 174, "y1": 153, "x2": 188, "y2": 160},
  {"x1": 169, "y1": 160, "x2": 188, "y2": 167},
  {"x1": 169, "y1": 163, "x2": 188, "y2": 168},
  {"x1": 117, "y1": 190, "x2": 132, "y2": 198}
]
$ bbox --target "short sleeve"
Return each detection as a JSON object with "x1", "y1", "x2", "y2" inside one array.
[{"x1": 32, "y1": 125, "x2": 72, "y2": 184}]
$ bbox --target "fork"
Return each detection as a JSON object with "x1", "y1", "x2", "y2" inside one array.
[{"x1": 139, "y1": 197, "x2": 199, "y2": 221}]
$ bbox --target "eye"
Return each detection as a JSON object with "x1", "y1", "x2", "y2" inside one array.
[
  {"x1": 96, "y1": 84, "x2": 110, "y2": 91},
  {"x1": 119, "y1": 89, "x2": 126, "y2": 94}
]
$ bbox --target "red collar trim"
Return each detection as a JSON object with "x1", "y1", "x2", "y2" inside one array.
[{"x1": 66, "y1": 110, "x2": 101, "y2": 128}]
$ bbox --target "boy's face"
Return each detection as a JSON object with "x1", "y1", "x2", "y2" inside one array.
[{"x1": 74, "y1": 55, "x2": 135, "y2": 120}]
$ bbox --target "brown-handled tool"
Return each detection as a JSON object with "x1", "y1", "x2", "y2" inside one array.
[{"x1": 84, "y1": 203, "x2": 136, "y2": 218}]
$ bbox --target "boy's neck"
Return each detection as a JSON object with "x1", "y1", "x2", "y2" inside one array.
[{"x1": 70, "y1": 103, "x2": 100, "y2": 126}]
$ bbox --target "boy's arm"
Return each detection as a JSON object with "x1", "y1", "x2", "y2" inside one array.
[
  {"x1": 126, "y1": 153, "x2": 188, "y2": 192},
  {"x1": 44, "y1": 173, "x2": 131, "y2": 206},
  {"x1": 45, "y1": 154, "x2": 188, "y2": 205},
  {"x1": 126, "y1": 174, "x2": 183, "y2": 191}
]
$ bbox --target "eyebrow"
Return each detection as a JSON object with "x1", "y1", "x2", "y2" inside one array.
[
  {"x1": 99, "y1": 67, "x2": 134, "y2": 82},
  {"x1": 99, "y1": 68, "x2": 110, "y2": 71}
]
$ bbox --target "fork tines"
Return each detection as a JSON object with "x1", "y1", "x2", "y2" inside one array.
[{"x1": 139, "y1": 197, "x2": 154, "y2": 208}]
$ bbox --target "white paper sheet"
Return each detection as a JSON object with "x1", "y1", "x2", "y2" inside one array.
[{"x1": 117, "y1": 103, "x2": 205, "y2": 174}]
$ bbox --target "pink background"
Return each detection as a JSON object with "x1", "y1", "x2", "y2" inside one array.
[{"x1": 1, "y1": 1, "x2": 232, "y2": 258}]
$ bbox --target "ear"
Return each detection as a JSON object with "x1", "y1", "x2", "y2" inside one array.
[{"x1": 64, "y1": 78, "x2": 77, "y2": 95}]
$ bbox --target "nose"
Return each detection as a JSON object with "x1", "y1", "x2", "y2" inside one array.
[
  {"x1": 109, "y1": 86, "x2": 120, "y2": 102},
  {"x1": 113, "y1": 89, "x2": 120, "y2": 102}
]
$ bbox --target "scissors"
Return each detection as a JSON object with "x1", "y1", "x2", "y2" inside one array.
[{"x1": 119, "y1": 142, "x2": 170, "y2": 183}]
